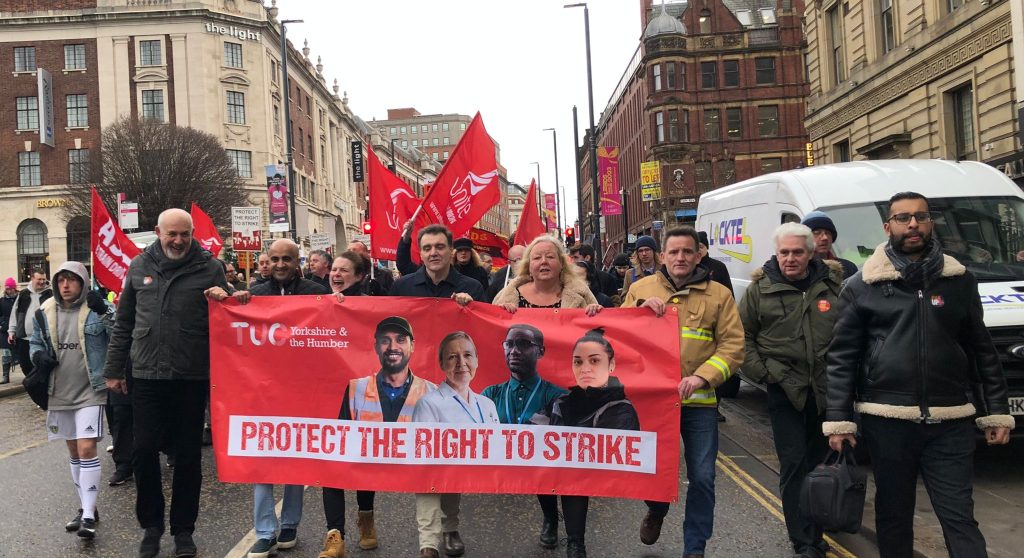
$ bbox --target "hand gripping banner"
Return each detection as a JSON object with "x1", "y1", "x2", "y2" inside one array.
[{"x1": 210, "y1": 296, "x2": 682, "y2": 502}]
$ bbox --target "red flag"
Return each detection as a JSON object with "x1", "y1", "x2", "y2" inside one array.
[
  {"x1": 412, "y1": 112, "x2": 500, "y2": 244},
  {"x1": 90, "y1": 187, "x2": 141, "y2": 295},
  {"x1": 513, "y1": 179, "x2": 546, "y2": 247},
  {"x1": 190, "y1": 203, "x2": 223, "y2": 257},
  {"x1": 367, "y1": 146, "x2": 419, "y2": 261},
  {"x1": 468, "y1": 227, "x2": 509, "y2": 268}
]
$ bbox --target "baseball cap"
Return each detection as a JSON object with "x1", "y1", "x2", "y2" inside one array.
[{"x1": 375, "y1": 316, "x2": 414, "y2": 340}]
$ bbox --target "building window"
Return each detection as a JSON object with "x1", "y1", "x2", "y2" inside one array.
[
  {"x1": 432, "y1": 123, "x2": 439, "y2": 132},
  {"x1": 726, "y1": 107, "x2": 742, "y2": 139},
  {"x1": 390, "y1": 127, "x2": 397, "y2": 135},
  {"x1": 141, "y1": 90, "x2": 164, "y2": 121},
  {"x1": 460, "y1": 123, "x2": 466, "y2": 131},
  {"x1": 307, "y1": 134, "x2": 313, "y2": 157},
  {"x1": 400, "y1": 126, "x2": 407, "y2": 134},
  {"x1": 827, "y1": 5, "x2": 845, "y2": 85},
  {"x1": 402, "y1": 140, "x2": 408, "y2": 148},
  {"x1": 718, "y1": 160, "x2": 736, "y2": 185},
  {"x1": 701, "y1": 62, "x2": 717, "y2": 89},
  {"x1": 880, "y1": 0, "x2": 896, "y2": 54},
  {"x1": 64, "y1": 44, "x2": 86, "y2": 70},
  {"x1": 305, "y1": 95, "x2": 311, "y2": 113},
  {"x1": 273, "y1": 104, "x2": 281, "y2": 135},
  {"x1": 699, "y1": 9, "x2": 712, "y2": 34},
  {"x1": 17, "y1": 219, "x2": 48, "y2": 281},
  {"x1": 432, "y1": 153, "x2": 439, "y2": 160},
  {"x1": 68, "y1": 149, "x2": 90, "y2": 183},
  {"x1": 668, "y1": 110, "x2": 679, "y2": 142},
  {"x1": 656, "y1": 112, "x2": 665, "y2": 143},
  {"x1": 443, "y1": 137, "x2": 450, "y2": 145},
  {"x1": 432, "y1": 138, "x2": 439, "y2": 146},
  {"x1": 695, "y1": 162, "x2": 712, "y2": 191},
  {"x1": 66, "y1": 216, "x2": 90, "y2": 265},
  {"x1": 226, "y1": 91, "x2": 246, "y2": 124},
  {"x1": 950, "y1": 84, "x2": 976, "y2": 161},
  {"x1": 723, "y1": 60, "x2": 740, "y2": 87},
  {"x1": 443, "y1": 123, "x2": 449, "y2": 131},
  {"x1": 653, "y1": 64, "x2": 662, "y2": 91},
  {"x1": 662, "y1": 62, "x2": 675, "y2": 89},
  {"x1": 410, "y1": 126, "x2": 417, "y2": 135},
  {"x1": 443, "y1": 151, "x2": 449, "y2": 159},
  {"x1": 412, "y1": 139, "x2": 419, "y2": 147},
  {"x1": 298, "y1": 130, "x2": 304, "y2": 155},
  {"x1": 271, "y1": 60, "x2": 278, "y2": 83},
  {"x1": 833, "y1": 140, "x2": 851, "y2": 162},
  {"x1": 226, "y1": 149, "x2": 252, "y2": 178},
  {"x1": 757, "y1": 105, "x2": 780, "y2": 137},
  {"x1": 704, "y1": 109, "x2": 720, "y2": 140},
  {"x1": 66, "y1": 94, "x2": 88, "y2": 127},
  {"x1": 14, "y1": 47, "x2": 36, "y2": 72},
  {"x1": 19, "y1": 152, "x2": 41, "y2": 186},
  {"x1": 760, "y1": 157, "x2": 783, "y2": 174},
  {"x1": 139, "y1": 40, "x2": 162, "y2": 66},
  {"x1": 320, "y1": 142, "x2": 326, "y2": 164},
  {"x1": 947, "y1": 0, "x2": 965, "y2": 12},
  {"x1": 755, "y1": 57, "x2": 776, "y2": 84},
  {"x1": 422, "y1": 125, "x2": 429, "y2": 132},
  {"x1": 16, "y1": 96, "x2": 39, "y2": 130},
  {"x1": 224, "y1": 42, "x2": 243, "y2": 68}
]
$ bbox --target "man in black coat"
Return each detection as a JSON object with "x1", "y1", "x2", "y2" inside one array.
[
  {"x1": 390, "y1": 225, "x2": 485, "y2": 302},
  {"x1": 696, "y1": 232, "x2": 733, "y2": 296},
  {"x1": 484, "y1": 244, "x2": 525, "y2": 302},
  {"x1": 824, "y1": 192, "x2": 1013, "y2": 558},
  {"x1": 569, "y1": 244, "x2": 617, "y2": 298},
  {"x1": 7, "y1": 270, "x2": 52, "y2": 378}
]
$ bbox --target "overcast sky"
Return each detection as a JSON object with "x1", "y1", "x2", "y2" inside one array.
[{"x1": 277, "y1": 0, "x2": 645, "y2": 228}]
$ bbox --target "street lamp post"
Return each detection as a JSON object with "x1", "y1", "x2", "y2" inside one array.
[
  {"x1": 530, "y1": 161, "x2": 544, "y2": 231},
  {"x1": 389, "y1": 137, "x2": 398, "y2": 173},
  {"x1": 542, "y1": 128, "x2": 562, "y2": 233},
  {"x1": 572, "y1": 106, "x2": 584, "y2": 236},
  {"x1": 565, "y1": 2, "x2": 602, "y2": 263},
  {"x1": 279, "y1": 18, "x2": 303, "y2": 242}
]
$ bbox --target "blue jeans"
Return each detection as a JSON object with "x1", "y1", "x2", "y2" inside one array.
[
  {"x1": 253, "y1": 484, "x2": 304, "y2": 540},
  {"x1": 646, "y1": 406, "x2": 718, "y2": 555}
]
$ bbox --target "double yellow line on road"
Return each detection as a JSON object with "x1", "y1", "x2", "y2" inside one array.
[{"x1": 716, "y1": 452, "x2": 859, "y2": 558}]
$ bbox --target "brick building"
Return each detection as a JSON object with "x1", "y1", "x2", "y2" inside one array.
[
  {"x1": 579, "y1": 0, "x2": 809, "y2": 261},
  {"x1": 0, "y1": 0, "x2": 377, "y2": 281}
]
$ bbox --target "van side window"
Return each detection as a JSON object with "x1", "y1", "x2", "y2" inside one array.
[{"x1": 781, "y1": 213, "x2": 800, "y2": 224}]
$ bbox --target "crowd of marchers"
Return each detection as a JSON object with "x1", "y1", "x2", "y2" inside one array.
[{"x1": 1, "y1": 192, "x2": 1014, "y2": 558}]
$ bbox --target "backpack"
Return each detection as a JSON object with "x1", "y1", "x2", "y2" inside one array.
[{"x1": 799, "y1": 445, "x2": 867, "y2": 533}]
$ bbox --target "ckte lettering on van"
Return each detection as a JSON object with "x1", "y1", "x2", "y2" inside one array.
[{"x1": 710, "y1": 217, "x2": 753, "y2": 263}]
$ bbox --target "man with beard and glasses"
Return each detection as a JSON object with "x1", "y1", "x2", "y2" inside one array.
[
  {"x1": 324, "y1": 317, "x2": 437, "y2": 558},
  {"x1": 481, "y1": 324, "x2": 567, "y2": 550},
  {"x1": 824, "y1": 192, "x2": 1013, "y2": 558}
]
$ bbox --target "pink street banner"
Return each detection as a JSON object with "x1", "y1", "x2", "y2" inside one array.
[
  {"x1": 598, "y1": 147, "x2": 621, "y2": 216},
  {"x1": 543, "y1": 194, "x2": 557, "y2": 231}
]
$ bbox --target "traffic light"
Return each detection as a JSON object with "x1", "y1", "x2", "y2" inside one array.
[
  {"x1": 565, "y1": 227, "x2": 575, "y2": 247},
  {"x1": 362, "y1": 221, "x2": 372, "y2": 234}
]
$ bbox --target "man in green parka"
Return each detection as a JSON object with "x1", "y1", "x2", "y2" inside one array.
[{"x1": 738, "y1": 222, "x2": 843, "y2": 558}]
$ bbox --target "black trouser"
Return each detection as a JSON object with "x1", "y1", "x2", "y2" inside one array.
[
  {"x1": 106, "y1": 402, "x2": 134, "y2": 474},
  {"x1": 862, "y1": 414, "x2": 987, "y2": 558},
  {"x1": 537, "y1": 494, "x2": 558, "y2": 521},
  {"x1": 766, "y1": 383, "x2": 827, "y2": 553},
  {"x1": 323, "y1": 488, "x2": 376, "y2": 533},
  {"x1": 14, "y1": 338, "x2": 32, "y2": 376},
  {"x1": 132, "y1": 378, "x2": 208, "y2": 535},
  {"x1": 561, "y1": 495, "x2": 588, "y2": 542}
]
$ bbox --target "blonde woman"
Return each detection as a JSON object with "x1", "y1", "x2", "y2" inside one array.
[{"x1": 492, "y1": 236, "x2": 602, "y2": 316}]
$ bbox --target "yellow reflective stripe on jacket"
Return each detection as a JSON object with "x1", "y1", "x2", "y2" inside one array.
[
  {"x1": 681, "y1": 327, "x2": 714, "y2": 342},
  {"x1": 682, "y1": 388, "x2": 718, "y2": 405},
  {"x1": 705, "y1": 355, "x2": 731, "y2": 381}
]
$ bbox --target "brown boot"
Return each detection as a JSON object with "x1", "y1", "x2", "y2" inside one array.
[
  {"x1": 357, "y1": 510, "x2": 378, "y2": 550},
  {"x1": 418, "y1": 548, "x2": 439, "y2": 558},
  {"x1": 317, "y1": 529, "x2": 345, "y2": 558}
]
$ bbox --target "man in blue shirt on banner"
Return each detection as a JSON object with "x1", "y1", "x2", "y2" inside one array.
[{"x1": 482, "y1": 324, "x2": 567, "y2": 550}]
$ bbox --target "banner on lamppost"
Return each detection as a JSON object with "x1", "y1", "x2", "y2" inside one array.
[
  {"x1": 266, "y1": 164, "x2": 290, "y2": 232},
  {"x1": 543, "y1": 194, "x2": 557, "y2": 231},
  {"x1": 598, "y1": 146, "x2": 621, "y2": 216},
  {"x1": 37, "y1": 68, "x2": 55, "y2": 148},
  {"x1": 640, "y1": 161, "x2": 662, "y2": 202},
  {"x1": 351, "y1": 141, "x2": 364, "y2": 182}
]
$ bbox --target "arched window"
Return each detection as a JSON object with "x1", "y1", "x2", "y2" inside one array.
[
  {"x1": 17, "y1": 218, "x2": 49, "y2": 281},
  {"x1": 66, "y1": 216, "x2": 91, "y2": 267},
  {"x1": 699, "y1": 9, "x2": 712, "y2": 34}
]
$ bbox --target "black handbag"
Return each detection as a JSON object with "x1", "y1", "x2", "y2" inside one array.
[
  {"x1": 22, "y1": 309, "x2": 57, "y2": 410},
  {"x1": 800, "y1": 444, "x2": 867, "y2": 533}
]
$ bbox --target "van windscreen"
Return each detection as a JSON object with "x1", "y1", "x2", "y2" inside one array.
[{"x1": 822, "y1": 196, "x2": 1024, "y2": 283}]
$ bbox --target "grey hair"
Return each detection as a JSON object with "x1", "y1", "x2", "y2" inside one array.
[{"x1": 772, "y1": 222, "x2": 815, "y2": 253}]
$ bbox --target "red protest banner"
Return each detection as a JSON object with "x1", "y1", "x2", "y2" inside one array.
[
  {"x1": 90, "y1": 187, "x2": 141, "y2": 294},
  {"x1": 210, "y1": 297, "x2": 681, "y2": 502},
  {"x1": 467, "y1": 227, "x2": 509, "y2": 268},
  {"x1": 512, "y1": 179, "x2": 546, "y2": 247},
  {"x1": 367, "y1": 146, "x2": 419, "y2": 261},
  {"x1": 190, "y1": 203, "x2": 224, "y2": 257}
]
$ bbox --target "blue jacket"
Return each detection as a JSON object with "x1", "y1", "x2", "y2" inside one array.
[{"x1": 29, "y1": 298, "x2": 114, "y2": 393}]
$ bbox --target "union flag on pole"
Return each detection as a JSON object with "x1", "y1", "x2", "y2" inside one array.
[
  {"x1": 366, "y1": 146, "x2": 418, "y2": 261},
  {"x1": 413, "y1": 112, "x2": 500, "y2": 240},
  {"x1": 513, "y1": 179, "x2": 546, "y2": 247},
  {"x1": 190, "y1": 203, "x2": 224, "y2": 257},
  {"x1": 90, "y1": 187, "x2": 141, "y2": 295}
]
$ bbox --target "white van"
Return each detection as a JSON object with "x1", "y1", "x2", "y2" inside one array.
[{"x1": 696, "y1": 159, "x2": 1024, "y2": 424}]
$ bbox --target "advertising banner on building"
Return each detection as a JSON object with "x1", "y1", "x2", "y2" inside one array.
[
  {"x1": 37, "y1": 68, "x2": 55, "y2": 148},
  {"x1": 543, "y1": 194, "x2": 557, "y2": 231},
  {"x1": 210, "y1": 297, "x2": 682, "y2": 502},
  {"x1": 640, "y1": 161, "x2": 662, "y2": 202},
  {"x1": 231, "y1": 207, "x2": 263, "y2": 251},
  {"x1": 266, "y1": 164, "x2": 290, "y2": 232},
  {"x1": 598, "y1": 146, "x2": 621, "y2": 216}
]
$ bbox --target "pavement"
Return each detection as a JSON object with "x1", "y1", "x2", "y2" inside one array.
[{"x1": 0, "y1": 364, "x2": 25, "y2": 398}]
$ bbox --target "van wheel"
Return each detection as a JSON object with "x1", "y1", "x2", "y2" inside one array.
[{"x1": 716, "y1": 375, "x2": 742, "y2": 398}]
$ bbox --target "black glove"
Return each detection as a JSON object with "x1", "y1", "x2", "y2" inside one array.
[
  {"x1": 87, "y1": 290, "x2": 108, "y2": 315},
  {"x1": 31, "y1": 348, "x2": 59, "y2": 376}
]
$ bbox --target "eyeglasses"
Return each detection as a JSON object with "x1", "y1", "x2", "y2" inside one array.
[
  {"x1": 503, "y1": 339, "x2": 540, "y2": 351},
  {"x1": 887, "y1": 212, "x2": 933, "y2": 225}
]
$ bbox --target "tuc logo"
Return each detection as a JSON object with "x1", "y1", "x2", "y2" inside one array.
[
  {"x1": 709, "y1": 217, "x2": 753, "y2": 263},
  {"x1": 230, "y1": 321, "x2": 288, "y2": 347}
]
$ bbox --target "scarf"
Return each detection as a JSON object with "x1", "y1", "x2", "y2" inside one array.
[{"x1": 884, "y1": 237, "x2": 945, "y2": 287}]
